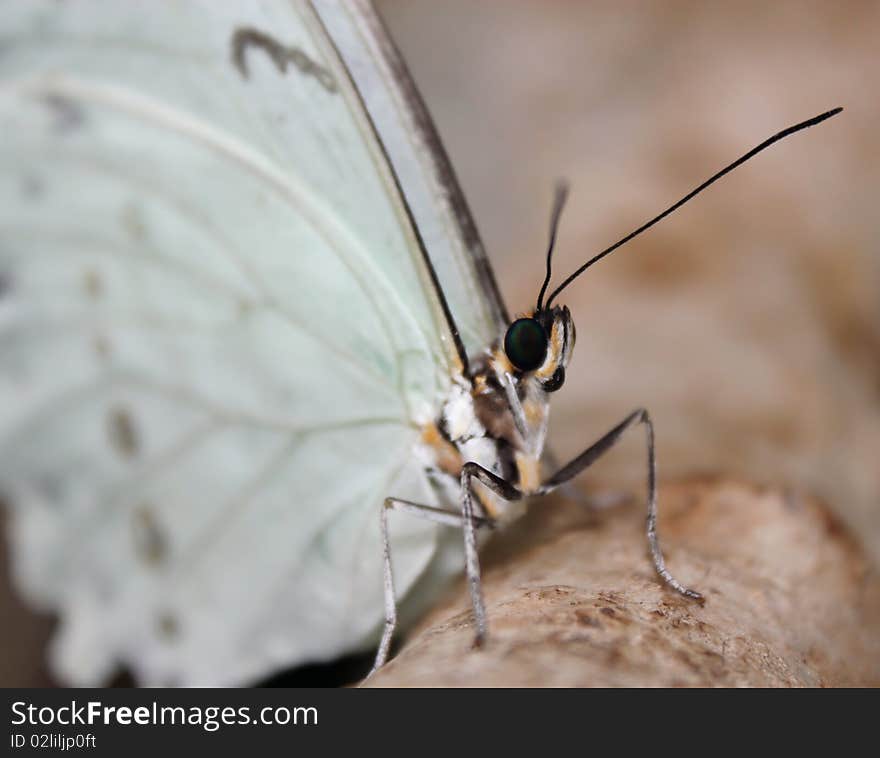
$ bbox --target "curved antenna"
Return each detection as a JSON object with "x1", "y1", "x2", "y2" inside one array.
[
  {"x1": 545, "y1": 107, "x2": 843, "y2": 308},
  {"x1": 536, "y1": 180, "x2": 570, "y2": 312}
]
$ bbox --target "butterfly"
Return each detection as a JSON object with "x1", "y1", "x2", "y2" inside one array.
[{"x1": 0, "y1": 0, "x2": 840, "y2": 686}]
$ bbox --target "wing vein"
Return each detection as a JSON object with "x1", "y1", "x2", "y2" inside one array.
[{"x1": 3, "y1": 74, "x2": 448, "y2": 386}]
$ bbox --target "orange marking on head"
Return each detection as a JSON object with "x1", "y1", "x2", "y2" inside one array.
[
  {"x1": 535, "y1": 318, "x2": 564, "y2": 380},
  {"x1": 492, "y1": 345, "x2": 516, "y2": 376}
]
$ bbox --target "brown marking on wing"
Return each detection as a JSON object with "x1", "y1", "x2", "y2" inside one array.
[
  {"x1": 107, "y1": 406, "x2": 139, "y2": 458},
  {"x1": 156, "y1": 611, "x2": 179, "y2": 641},
  {"x1": 93, "y1": 334, "x2": 111, "y2": 360},
  {"x1": 230, "y1": 27, "x2": 337, "y2": 93},
  {"x1": 83, "y1": 269, "x2": 102, "y2": 300},
  {"x1": 132, "y1": 505, "x2": 167, "y2": 567},
  {"x1": 42, "y1": 93, "x2": 84, "y2": 134},
  {"x1": 121, "y1": 204, "x2": 147, "y2": 243}
]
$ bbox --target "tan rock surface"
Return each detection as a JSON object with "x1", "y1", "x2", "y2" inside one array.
[{"x1": 364, "y1": 479, "x2": 880, "y2": 687}]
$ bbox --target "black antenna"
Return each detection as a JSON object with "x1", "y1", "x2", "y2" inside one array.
[
  {"x1": 545, "y1": 107, "x2": 843, "y2": 308},
  {"x1": 536, "y1": 180, "x2": 570, "y2": 311}
]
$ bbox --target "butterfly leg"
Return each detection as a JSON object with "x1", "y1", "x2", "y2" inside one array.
[
  {"x1": 459, "y1": 462, "x2": 524, "y2": 647},
  {"x1": 538, "y1": 408, "x2": 702, "y2": 601},
  {"x1": 371, "y1": 497, "x2": 493, "y2": 675}
]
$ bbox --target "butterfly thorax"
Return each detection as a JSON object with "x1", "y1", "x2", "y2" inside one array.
[{"x1": 418, "y1": 305, "x2": 575, "y2": 522}]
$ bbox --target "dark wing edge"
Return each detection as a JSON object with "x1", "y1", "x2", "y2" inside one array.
[
  {"x1": 306, "y1": 0, "x2": 468, "y2": 376},
  {"x1": 348, "y1": 0, "x2": 510, "y2": 330}
]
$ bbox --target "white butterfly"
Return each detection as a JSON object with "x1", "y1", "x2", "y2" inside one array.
[{"x1": 0, "y1": 0, "x2": 838, "y2": 686}]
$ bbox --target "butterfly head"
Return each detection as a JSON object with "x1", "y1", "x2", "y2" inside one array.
[{"x1": 502, "y1": 305, "x2": 575, "y2": 393}]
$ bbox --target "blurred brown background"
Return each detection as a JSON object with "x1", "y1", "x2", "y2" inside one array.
[{"x1": 2, "y1": 0, "x2": 878, "y2": 685}]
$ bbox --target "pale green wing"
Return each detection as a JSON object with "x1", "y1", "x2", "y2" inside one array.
[
  {"x1": 313, "y1": 0, "x2": 508, "y2": 356},
  {"x1": 0, "y1": 0, "x2": 489, "y2": 685}
]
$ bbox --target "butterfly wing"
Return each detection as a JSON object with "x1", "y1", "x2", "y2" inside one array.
[
  {"x1": 312, "y1": 0, "x2": 509, "y2": 356},
  {"x1": 0, "y1": 0, "x2": 492, "y2": 685}
]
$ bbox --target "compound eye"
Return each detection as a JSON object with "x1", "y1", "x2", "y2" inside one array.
[{"x1": 504, "y1": 318, "x2": 549, "y2": 372}]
